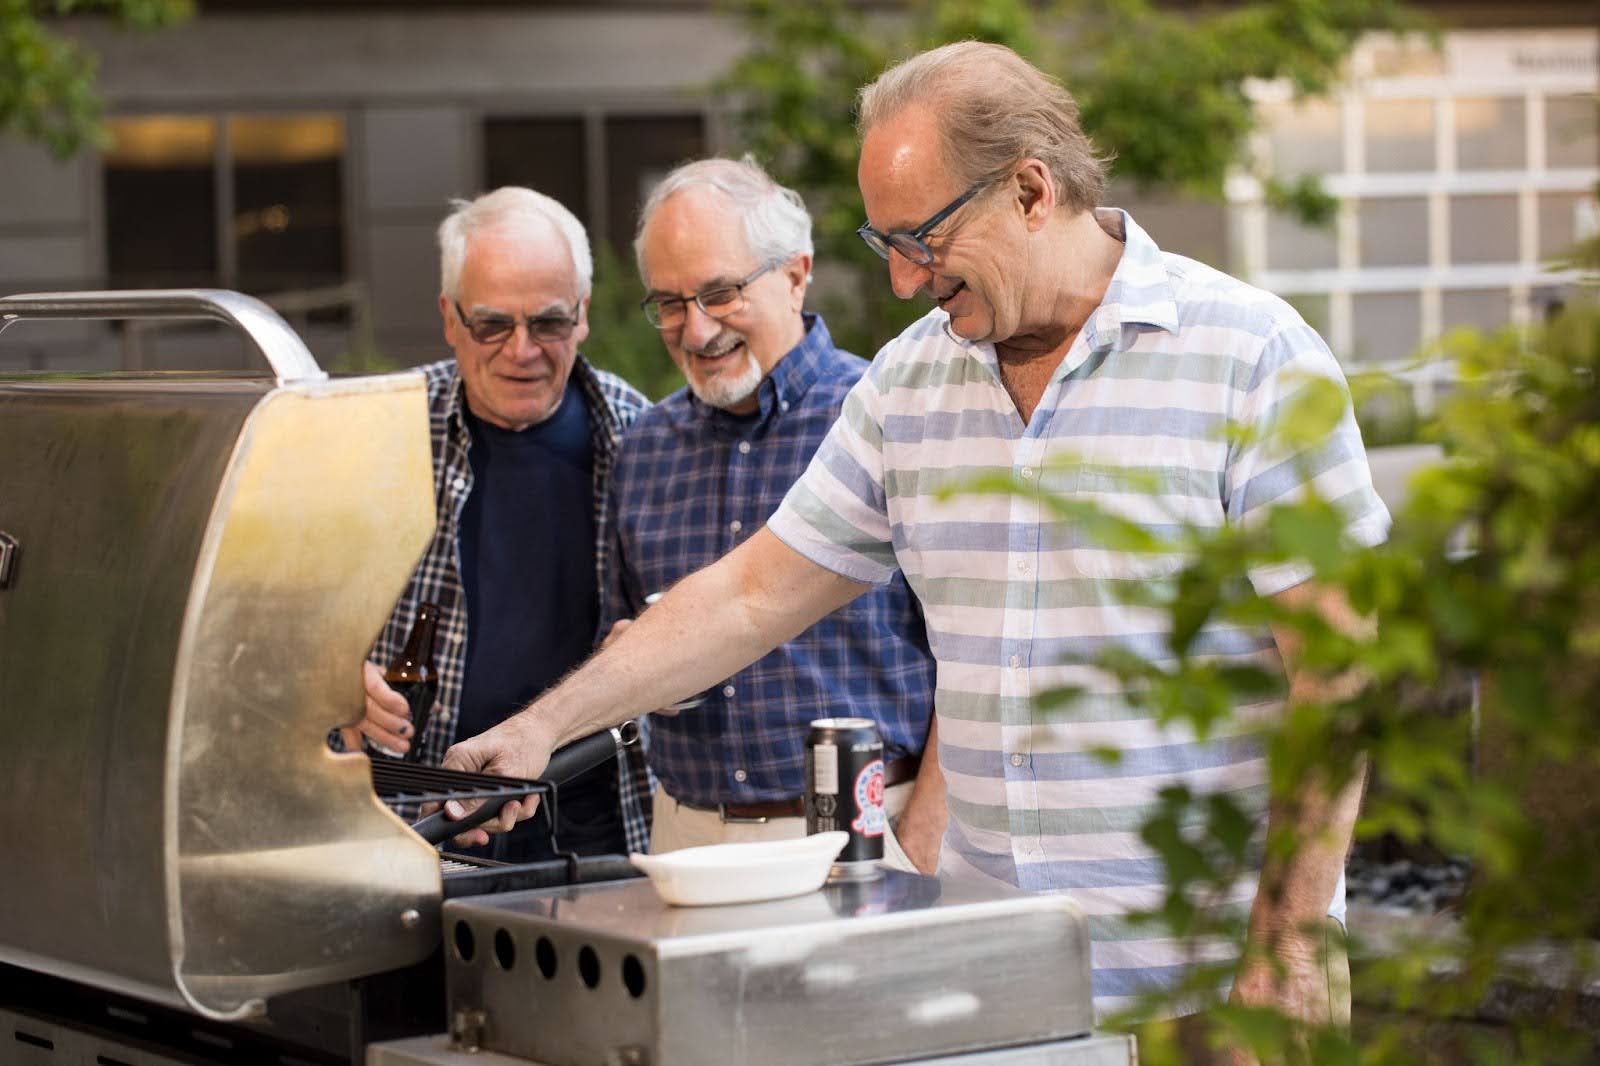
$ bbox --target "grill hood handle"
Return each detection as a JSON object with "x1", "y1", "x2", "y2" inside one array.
[
  {"x1": 410, "y1": 721, "x2": 642, "y2": 847},
  {"x1": 0, "y1": 288, "x2": 327, "y2": 385}
]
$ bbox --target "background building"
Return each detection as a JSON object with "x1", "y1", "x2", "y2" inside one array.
[{"x1": 0, "y1": 1, "x2": 1593, "y2": 397}]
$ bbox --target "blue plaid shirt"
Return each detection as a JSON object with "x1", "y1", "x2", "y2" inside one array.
[
  {"x1": 600, "y1": 314, "x2": 936, "y2": 807},
  {"x1": 356, "y1": 355, "x2": 653, "y2": 854}
]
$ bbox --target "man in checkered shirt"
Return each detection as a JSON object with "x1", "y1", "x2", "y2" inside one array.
[
  {"x1": 604, "y1": 157, "x2": 944, "y2": 870},
  {"x1": 340, "y1": 186, "x2": 652, "y2": 860}
]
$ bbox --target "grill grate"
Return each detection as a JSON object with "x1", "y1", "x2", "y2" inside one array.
[{"x1": 369, "y1": 760, "x2": 549, "y2": 808}]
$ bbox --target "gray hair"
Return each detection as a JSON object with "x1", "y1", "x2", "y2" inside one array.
[
  {"x1": 438, "y1": 186, "x2": 593, "y2": 300},
  {"x1": 857, "y1": 41, "x2": 1109, "y2": 214},
  {"x1": 633, "y1": 155, "x2": 814, "y2": 281}
]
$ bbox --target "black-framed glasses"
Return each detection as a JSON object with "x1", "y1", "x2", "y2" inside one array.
[
  {"x1": 856, "y1": 181, "x2": 993, "y2": 266},
  {"x1": 453, "y1": 302, "x2": 580, "y2": 346},
  {"x1": 640, "y1": 259, "x2": 780, "y2": 330}
]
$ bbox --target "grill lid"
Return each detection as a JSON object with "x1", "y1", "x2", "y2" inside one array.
[{"x1": 0, "y1": 290, "x2": 443, "y2": 1021}]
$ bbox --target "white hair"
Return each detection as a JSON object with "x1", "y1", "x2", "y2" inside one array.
[
  {"x1": 633, "y1": 155, "x2": 814, "y2": 281},
  {"x1": 438, "y1": 186, "x2": 593, "y2": 300}
]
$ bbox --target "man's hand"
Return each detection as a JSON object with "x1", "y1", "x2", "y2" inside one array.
[
  {"x1": 892, "y1": 716, "x2": 947, "y2": 874},
  {"x1": 1225, "y1": 921, "x2": 1343, "y2": 1066},
  {"x1": 438, "y1": 712, "x2": 558, "y2": 846},
  {"x1": 343, "y1": 661, "x2": 419, "y2": 755}
]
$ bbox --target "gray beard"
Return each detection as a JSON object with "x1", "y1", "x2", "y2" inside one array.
[{"x1": 689, "y1": 349, "x2": 764, "y2": 410}]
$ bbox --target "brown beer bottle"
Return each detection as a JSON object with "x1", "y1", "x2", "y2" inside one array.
[{"x1": 386, "y1": 602, "x2": 441, "y2": 762}]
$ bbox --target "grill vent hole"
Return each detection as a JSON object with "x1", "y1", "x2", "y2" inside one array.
[
  {"x1": 454, "y1": 920, "x2": 477, "y2": 963},
  {"x1": 14, "y1": 1031, "x2": 53, "y2": 1050},
  {"x1": 98, "y1": 1056, "x2": 136, "y2": 1066},
  {"x1": 622, "y1": 954, "x2": 647, "y2": 998},
  {"x1": 494, "y1": 928, "x2": 516, "y2": 971},
  {"x1": 536, "y1": 936, "x2": 558, "y2": 979},
  {"x1": 578, "y1": 945, "x2": 601, "y2": 989}
]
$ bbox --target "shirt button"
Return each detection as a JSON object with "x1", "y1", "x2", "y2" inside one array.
[
  {"x1": 1016, "y1": 560, "x2": 1031, "y2": 574},
  {"x1": 1009, "y1": 753, "x2": 1026, "y2": 768},
  {"x1": 1020, "y1": 466, "x2": 1034, "y2": 479},
  {"x1": 730, "y1": 519, "x2": 743, "y2": 533},
  {"x1": 780, "y1": 401, "x2": 790, "y2": 412},
  {"x1": 734, "y1": 769, "x2": 748, "y2": 782},
  {"x1": 451, "y1": 476, "x2": 467, "y2": 493},
  {"x1": 1008, "y1": 654, "x2": 1021, "y2": 668},
  {"x1": 722, "y1": 685, "x2": 736, "y2": 698},
  {"x1": 737, "y1": 441, "x2": 752, "y2": 455},
  {"x1": 452, "y1": 631, "x2": 465, "y2": 644}
]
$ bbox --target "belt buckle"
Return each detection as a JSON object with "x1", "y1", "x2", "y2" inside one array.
[{"x1": 717, "y1": 803, "x2": 770, "y2": 825}]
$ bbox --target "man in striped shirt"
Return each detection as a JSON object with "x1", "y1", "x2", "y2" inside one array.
[{"x1": 444, "y1": 43, "x2": 1388, "y2": 1036}]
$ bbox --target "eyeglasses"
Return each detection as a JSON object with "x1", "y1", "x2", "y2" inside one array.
[
  {"x1": 453, "y1": 302, "x2": 580, "y2": 346},
  {"x1": 640, "y1": 259, "x2": 780, "y2": 330},
  {"x1": 856, "y1": 181, "x2": 993, "y2": 266}
]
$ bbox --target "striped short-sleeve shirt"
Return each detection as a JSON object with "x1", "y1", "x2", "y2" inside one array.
[{"x1": 767, "y1": 210, "x2": 1391, "y2": 1012}]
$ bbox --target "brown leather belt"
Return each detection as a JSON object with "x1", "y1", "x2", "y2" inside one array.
[{"x1": 679, "y1": 755, "x2": 920, "y2": 823}]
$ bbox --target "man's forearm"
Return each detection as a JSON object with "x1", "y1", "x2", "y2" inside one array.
[
  {"x1": 513, "y1": 528, "x2": 868, "y2": 752},
  {"x1": 1235, "y1": 579, "x2": 1373, "y2": 1017},
  {"x1": 1247, "y1": 759, "x2": 1365, "y2": 941}
]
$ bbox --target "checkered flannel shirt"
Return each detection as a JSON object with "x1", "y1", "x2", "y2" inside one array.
[
  {"x1": 358, "y1": 355, "x2": 653, "y2": 853},
  {"x1": 599, "y1": 314, "x2": 936, "y2": 807}
]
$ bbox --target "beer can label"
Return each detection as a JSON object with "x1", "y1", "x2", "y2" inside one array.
[{"x1": 852, "y1": 759, "x2": 886, "y2": 837}]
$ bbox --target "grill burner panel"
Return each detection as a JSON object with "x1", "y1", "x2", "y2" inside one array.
[{"x1": 443, "y1": 870, "x2": 1095, "y2": 1066}]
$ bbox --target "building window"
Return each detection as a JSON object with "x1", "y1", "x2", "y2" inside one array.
[
  {"x1": 1546, "y1": 95, "x2": 1599, "y2": 169},
  {"x1": 602, "y1": 115, "x2": 704, "y2": 249},
  {"x1": 231, "y1": 115, "x2": 345, "y2": 294},
  {"x1": 1358, "y1": 197, "x2": 1430, "y2": 268},
  {"x1": 105, "y1": 116, "x2": 218, "y2": 289},
  {"x1": 1364, "y1": 99, "x2": 1435, "y2": 172},
  {"x1": 1260, "y1": 97, "x2": 1343, "y2": 176},
  {"x1": 1456, "y1": 97, "x2": 1525, "y2": 171},
  {"x1": 1441, "y1": 289, "x2": 1513, "y2": 334},
  {"x1": 482, "y1": 112, "x2": 705, "y2": 250},
  {"x1": 1351, "y1": 291, "x2": 1421, "y2": 362},
  {"x1": 104, "y1": 112, "x2": 346, "y2": 295},
  {"x1": 1449, "y1": 194, "x2": 1519, "y2": 265},
  {"x1": 483, "y1": 117, "x2": 589, "y2": 226}
]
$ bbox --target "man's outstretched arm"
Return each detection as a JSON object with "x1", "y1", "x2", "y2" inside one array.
[{"x1": 441, "y1": 527, "x2": 871, "y2": 838}]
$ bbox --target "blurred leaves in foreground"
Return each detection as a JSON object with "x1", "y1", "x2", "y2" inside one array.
[{"x1": 959, "y1": 290, "x2": 1600, "y2": 1061}]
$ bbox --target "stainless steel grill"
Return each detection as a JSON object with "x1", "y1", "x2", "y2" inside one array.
[{"x1": 0, "y1": 289, "x2": 1133, "y2": 1066}]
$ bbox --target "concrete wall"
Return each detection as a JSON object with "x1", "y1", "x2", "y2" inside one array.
[{"x1": 0, "y1": 9, "x2": 744, "y2": 371}]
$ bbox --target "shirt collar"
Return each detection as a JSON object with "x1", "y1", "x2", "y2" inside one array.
[
  {"x1": 1079, "y1": 208, "x2": 1182, "y2": 353},
  {"x1": 689, "y1": 311, "x2": 831, "y2": 428}
]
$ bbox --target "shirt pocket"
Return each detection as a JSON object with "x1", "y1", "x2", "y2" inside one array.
[{"x1": 1058, "y1": 437, "x2": 1224, "y2": 581}]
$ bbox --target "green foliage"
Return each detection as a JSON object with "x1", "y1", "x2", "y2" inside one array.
[
  {"x1": 984, "y1": 298, "x2": 1600, "y2": 1060},
  {"x1": 718, "y1": 0, "x2": 1420, "y2": 355},
  {"x1": 583, "y1": 243, "x2": 684, "y2": 402},
  {"x1": 1, "y1": 0, "x2": 191, "y2": 158}
]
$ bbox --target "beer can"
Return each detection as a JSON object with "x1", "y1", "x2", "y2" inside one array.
[{"x1": 805, "y1": 717, "x2": 885, "y2": 881}]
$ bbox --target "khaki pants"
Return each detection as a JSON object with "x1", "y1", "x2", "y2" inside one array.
[{"x1": 650, "y1": 781, "x2": 917, "y2": 873}]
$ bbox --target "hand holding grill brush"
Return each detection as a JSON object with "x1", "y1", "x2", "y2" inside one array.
[{"x1": 426, "y1": 721, "x2": 641, "y2": 847}]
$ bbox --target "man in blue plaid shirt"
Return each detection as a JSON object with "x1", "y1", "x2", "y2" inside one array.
[
  {"x1": 602, "y1": 158, "x2": 944, "y2": 870},
  {"x1": 340, "y1": 186, "x2": 653, "y2": 859}
]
